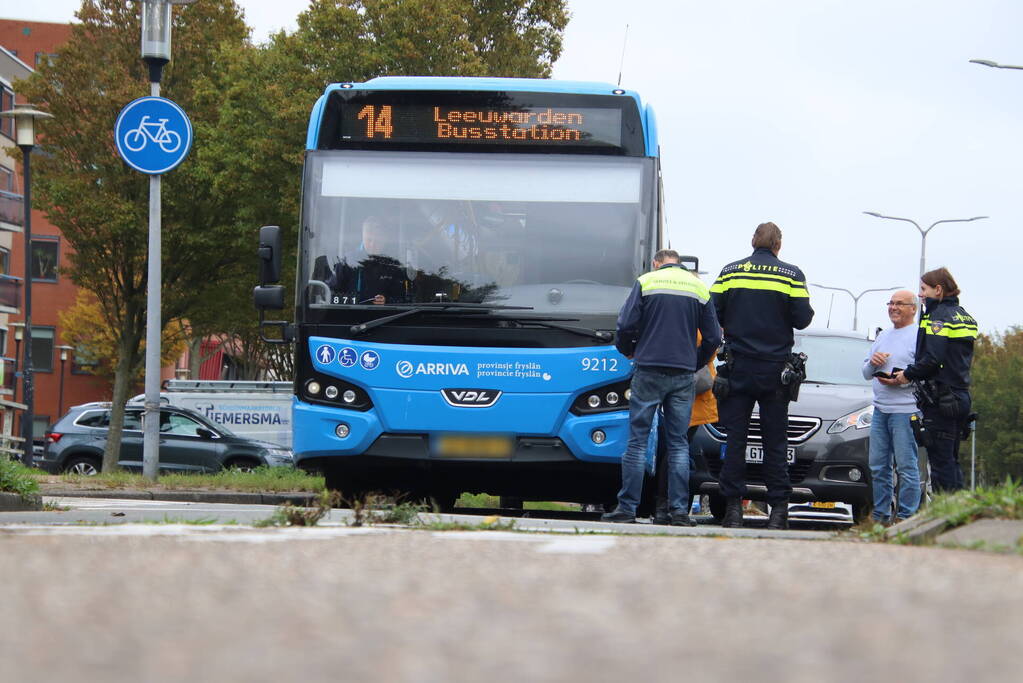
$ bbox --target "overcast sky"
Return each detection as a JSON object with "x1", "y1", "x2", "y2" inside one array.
[{"x1": 5, "y1": 0, "x2": 1022, "y2": 335}]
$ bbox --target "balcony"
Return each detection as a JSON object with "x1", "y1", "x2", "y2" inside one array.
[
  {"x1": 0, "y1": 190, "x2": 23, "y2": 232},
  {"x1": 0, "y1": 357, "x2": 15, "y2": 393},
  {"x1": 0, "y1": 274, "x2": 21, "y2": 311}
]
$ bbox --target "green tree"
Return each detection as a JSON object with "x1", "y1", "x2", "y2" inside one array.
[
  {"x1": 971, "y1": 328, "x2": 1023, "y2": 483},
  {"x1": 192, "y1": 0, "x2": 568, "y2": 375},
  {"x1": 14, "y1": 0, "x2": 249, "y2": 472}
]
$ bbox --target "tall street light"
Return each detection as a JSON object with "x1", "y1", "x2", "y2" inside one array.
[
  {"x1": 809, "y1": 284, "x2": 901, "y2": 331},
  {"x1": 862, "y1": 212, "x2": 987, "y2": 280},
  {"x1": 135, "y1": 0, "x2": 195, "y2": 480},
  {"x1": 0, "y1": 104, "x2": 53, "y2": 468},
  {"x1": 970, "y1": 59, "x2": 1023, "y2": 71}
]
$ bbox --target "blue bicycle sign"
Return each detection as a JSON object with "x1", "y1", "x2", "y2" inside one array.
[
  {"x1": 115, "y1": 97, "x2": 192, "y2": 175},
  {"x1": 122, "y1": 115, "x2": 183, "y2": 154}
]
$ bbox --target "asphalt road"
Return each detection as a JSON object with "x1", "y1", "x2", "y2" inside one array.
[{"x1": 1, "y1": 500, "x2": 1019, "y2": 683}]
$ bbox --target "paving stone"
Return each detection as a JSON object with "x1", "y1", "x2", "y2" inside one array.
[
  {"x1": 936, "y1": 519, "x2": 1023, "y2": 550},
  {"x1": 886, "y1": 516, "x2": 948, "y2": 543}
]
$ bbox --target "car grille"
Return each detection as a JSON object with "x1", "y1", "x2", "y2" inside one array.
[
  {"x1": 706, "y1": 457, "x2": 814, "y2": 485},
  {"x1": 706, "y1": 415, "x2": 821, "y2": 444}
]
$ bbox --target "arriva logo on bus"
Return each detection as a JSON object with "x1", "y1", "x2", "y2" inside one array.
[{"x1": 395, "y1": 360, "x2": 470, "y2": 378}]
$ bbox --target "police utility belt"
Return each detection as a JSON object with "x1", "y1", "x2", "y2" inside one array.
[
  {"x1": 712, "y1": 348, "x2": 807, "y2": 402},
  {"x1": 913, "y1": 379, "x2": 961, "y2": 419}
]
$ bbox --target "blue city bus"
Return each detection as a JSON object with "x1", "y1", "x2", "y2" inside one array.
[{"x1": 255, "y1": 77, "x2": 664, "y2": 507}]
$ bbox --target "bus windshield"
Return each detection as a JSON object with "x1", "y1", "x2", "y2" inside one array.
[{"x1": 301, "y1": 151, "x2": 655, "y2": 315}]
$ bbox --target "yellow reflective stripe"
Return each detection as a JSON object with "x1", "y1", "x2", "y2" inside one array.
[
  {"x1": 710, "y1": 277, "x2": 809, "y2": 297},
  {"x1": 639, "y1": 271, "x2": 710, "y2": 300},
  {"x1": 715, "y1": 271, "x2": 805, "y2": 287},
  {"x1": 920, "y1": 320, "x2": 978, "y2": 338}
]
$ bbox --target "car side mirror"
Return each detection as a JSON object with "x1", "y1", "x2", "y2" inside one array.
[
  {"x1": 258, "y1": 225, "x2": 282, "y2": 285},
  {"x1": 196, "y1": 428, "x2": 215, "y2": 440}
]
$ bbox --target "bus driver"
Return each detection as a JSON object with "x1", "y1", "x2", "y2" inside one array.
[{"x1": 328, "y1": 215, "x2": 408, "y2": 305}]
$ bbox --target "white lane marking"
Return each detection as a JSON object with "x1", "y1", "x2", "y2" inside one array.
[{"x1": 433, "y1": 530, "x2": 617, "y2": 554}]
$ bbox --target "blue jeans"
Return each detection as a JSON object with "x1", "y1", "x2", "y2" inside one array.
[
  {"x1": 616, "y1": 367, "x2": 695, "y2": 516},
  {"x1": 869, "y1": 409, "x2": 921, "y2": 520}
]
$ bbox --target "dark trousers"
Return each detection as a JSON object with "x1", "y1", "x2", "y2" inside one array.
[
  {"x1": 718, "y1": 357, "x2": 792, "y2": 505},
  {"x1": 922, "y1": 389, "x2": 971, "y2": 492}
]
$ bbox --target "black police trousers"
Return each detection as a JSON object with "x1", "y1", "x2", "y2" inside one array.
[
  {"x1": 718, "y1": 356, "x2": 792, "y2": 505},
  {"x1": 921, "y1": 388, "x2": 971, "y2": 492}
]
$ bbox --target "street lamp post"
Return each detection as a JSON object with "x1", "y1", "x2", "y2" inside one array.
[
  {"x1": 56, "y1": 344, "x2": 73, "y2": 417},
  {"x1": 135, "y1": 0, "x2": 195, "y2": 481},
  {"x1": 809, "y1": 284, "x2": 901, "y2": 331},
  {"x1": 0, "y1": 104, "x2": 53, "y2": 468},
  {"x1": 969, "y1": 59, "x2": 1023, "y2": 71},
  {"x1": 862, "y1": 212, "x2": 988, "y2": 280},
  {"x1": 10, "y1": 322, "x2": 23, "y2": 402}
]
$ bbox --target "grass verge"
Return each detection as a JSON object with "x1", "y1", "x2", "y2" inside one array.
[
  {"x1": 455, "y1": 492, "x2": 579, "y2": 512},
  {"x1": 0, "y1": 458, "x2": 41, "y2": 501},
  {"x1": 921, "y1": 479, "x2": 1022, "y2": 527},
  {"x1": 53, "y1": 466, "x2": 325, "y2": 493}
]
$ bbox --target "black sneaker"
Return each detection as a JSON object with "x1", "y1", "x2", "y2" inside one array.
[
  {"x1": 600, "y1": 508, "x2": 636, "y2": 523},
  {"x1": 669, "y1": 512, "x2": 697, "y2": 527},
  {"x1": 721, "y1": 499, "x2": 743, "y2": 528}
]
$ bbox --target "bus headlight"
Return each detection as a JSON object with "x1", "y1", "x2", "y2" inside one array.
[
  {"x1": 306, "y1": 380, "x2": 321, "y2": 396},
  {"x1": 325, "y1": 385, "x2": 339, "y2": 399},
  {"x1": 343, "y1": 390, "x2": 357, "y2": 404},
  {"x1": 571, "y1": 379, "x2": 632, "y2": 415},
  {"x1": 335, "y1": 423, "x2": 351, "y2": 439},
  {"x1": 606, "y1": 391, "x2": 620, "y2": 405},
  {"x1": 591, "y1": 430, "x2": 607, "y2": 444},
  {"x1": 587, "y1": 395, "x2": 601, "y2": 408}
]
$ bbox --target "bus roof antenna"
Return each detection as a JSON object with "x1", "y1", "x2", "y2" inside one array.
[{"x1": 617, "y1": 24, "x2": 629, "y2": 87}]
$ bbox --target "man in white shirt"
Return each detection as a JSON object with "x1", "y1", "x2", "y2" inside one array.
[{"x1": 862, "y1": 290, "x2": 921, "y2": 522}]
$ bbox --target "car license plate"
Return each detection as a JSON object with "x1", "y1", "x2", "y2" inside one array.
[
  {"x1": 434, "y1": 434, "x2": 514, "y2": 459},
  {"x1": 810, "y1": 501, "x2": 837, "y2": 509},
  {"x1": 743, "y1": 446, "x2": 796, "y2": 464}
]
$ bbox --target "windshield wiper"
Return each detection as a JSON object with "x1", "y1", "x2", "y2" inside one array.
[
  {"x1": 498, "y1": 316, "x2": 613, "y2": 342},
  {"x1": 349, "y1": 303, "x2": 532, "y2": 336}
]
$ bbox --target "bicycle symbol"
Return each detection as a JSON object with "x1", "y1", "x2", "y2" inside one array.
[{"x1": 122, "y1": 115, "x2": 182, "y2": 154}]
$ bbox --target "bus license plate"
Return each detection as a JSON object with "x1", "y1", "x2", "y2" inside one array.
[
  {"x1": 810, "y1": 501, "x2": 836, "y2": 509},
  {"x1": 744, "y1": 446, "x2": 796, "y2": 464},
  {"x1": 434, "y1": 435, "x2": 514, "y2": 459}
]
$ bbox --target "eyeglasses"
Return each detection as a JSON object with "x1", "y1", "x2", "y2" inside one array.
[{"x1": 886, "y1": 302, "x2": 914, "y2": 308}]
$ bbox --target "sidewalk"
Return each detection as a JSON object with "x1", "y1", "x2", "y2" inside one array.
[{"x1": 38, "y1": 481, "x2": 317, "y2": 507}]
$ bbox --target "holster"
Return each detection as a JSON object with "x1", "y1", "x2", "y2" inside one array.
[
  {"x1": 712, "y1": 374, "x2": 730, "y2": 401},
  {"x1": 910, "y1": 413, "x2": 929, "y2": 448},
  {"x1": 913, "y1": 380, "x2": 939, "y2": 409},
  {"x1": 938, "y1": 391, "x2": 960, "y2": 420}
]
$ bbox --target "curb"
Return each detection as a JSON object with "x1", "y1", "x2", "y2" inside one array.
[
  {"x1": 0, "y1": 492, "x2": 43, "y2": 512},
  {"x1": 41, "y1": 489, "x2": 317, "y2": 507},
  {"x1": 885, "y1": 515, "x2": 950, "y2": 544}
]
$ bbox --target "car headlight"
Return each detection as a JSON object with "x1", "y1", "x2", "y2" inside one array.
[
  {"x1": 264, "y1": 448, "x2": 294, "y2": 461},
  {"x1": 826, "y1": 405, "x2": 874, "y2": 434}
]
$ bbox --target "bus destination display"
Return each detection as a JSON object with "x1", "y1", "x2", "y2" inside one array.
[{"x1": 340, "y1": 104, "x2": 623, "y2": 148}]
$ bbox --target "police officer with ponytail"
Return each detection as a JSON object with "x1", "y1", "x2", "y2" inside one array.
[{"x1": 892, "y1": 267, "x2": 978, "y2": 492}]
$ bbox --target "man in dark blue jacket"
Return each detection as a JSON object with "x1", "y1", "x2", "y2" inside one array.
[
  {"x1": 711, "y1": 222, "x2": 814, "y2": 529},
  {"x1": 602, "y1": 249, "x2": 721, "y2": 524}
]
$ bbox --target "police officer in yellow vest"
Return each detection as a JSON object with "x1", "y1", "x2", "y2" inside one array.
[
  {"x1": 710, "y1": 222, "x2": 814, "y2": 529},
  {"x1": 602, "y1": 249, "x2": 721, "y2": 524},
  {"x1": 892, "y1": 267, "x2": 978, "y2": 492}
]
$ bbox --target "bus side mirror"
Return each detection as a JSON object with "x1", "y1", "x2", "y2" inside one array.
[
  {"x1": 258, "y1": 225, "x2": 282, "y2": 285},
  {"x1": 678, "y1": 254, "x2": 700, "y2": 273},
  {"x1": 253, "y1": 285, "x2": 285, "y2": 311}
]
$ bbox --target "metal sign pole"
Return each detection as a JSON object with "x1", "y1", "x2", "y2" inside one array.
[{"x1": 142, "y1": 80, "x2": 162, "y2": 481}]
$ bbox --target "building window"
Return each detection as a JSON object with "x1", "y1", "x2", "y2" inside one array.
[
  {"x1": 0, "y1": 327, "x2": 6, "y2": 357},
  {"x1": 35, "y1": 53, "x2": 58, "y2": 68},
  {"x1": 71, "y1": 344, "x2": 100, "y2": 375},
  {"x1": 0, "y1": 247, "x2": 8, "y2": 275},
  {"x1": 31, "y1": 238, "x2": 59, "y2": 281},
  {"x1": 0, "y1": 85, "x2": 13, "y2": 139},
  {"x1": 31, "y1": 326, "x2": 54, "y2": 373},
  {"x1": 0, "y1": 166, "x2": 12, "y2": 192}
]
